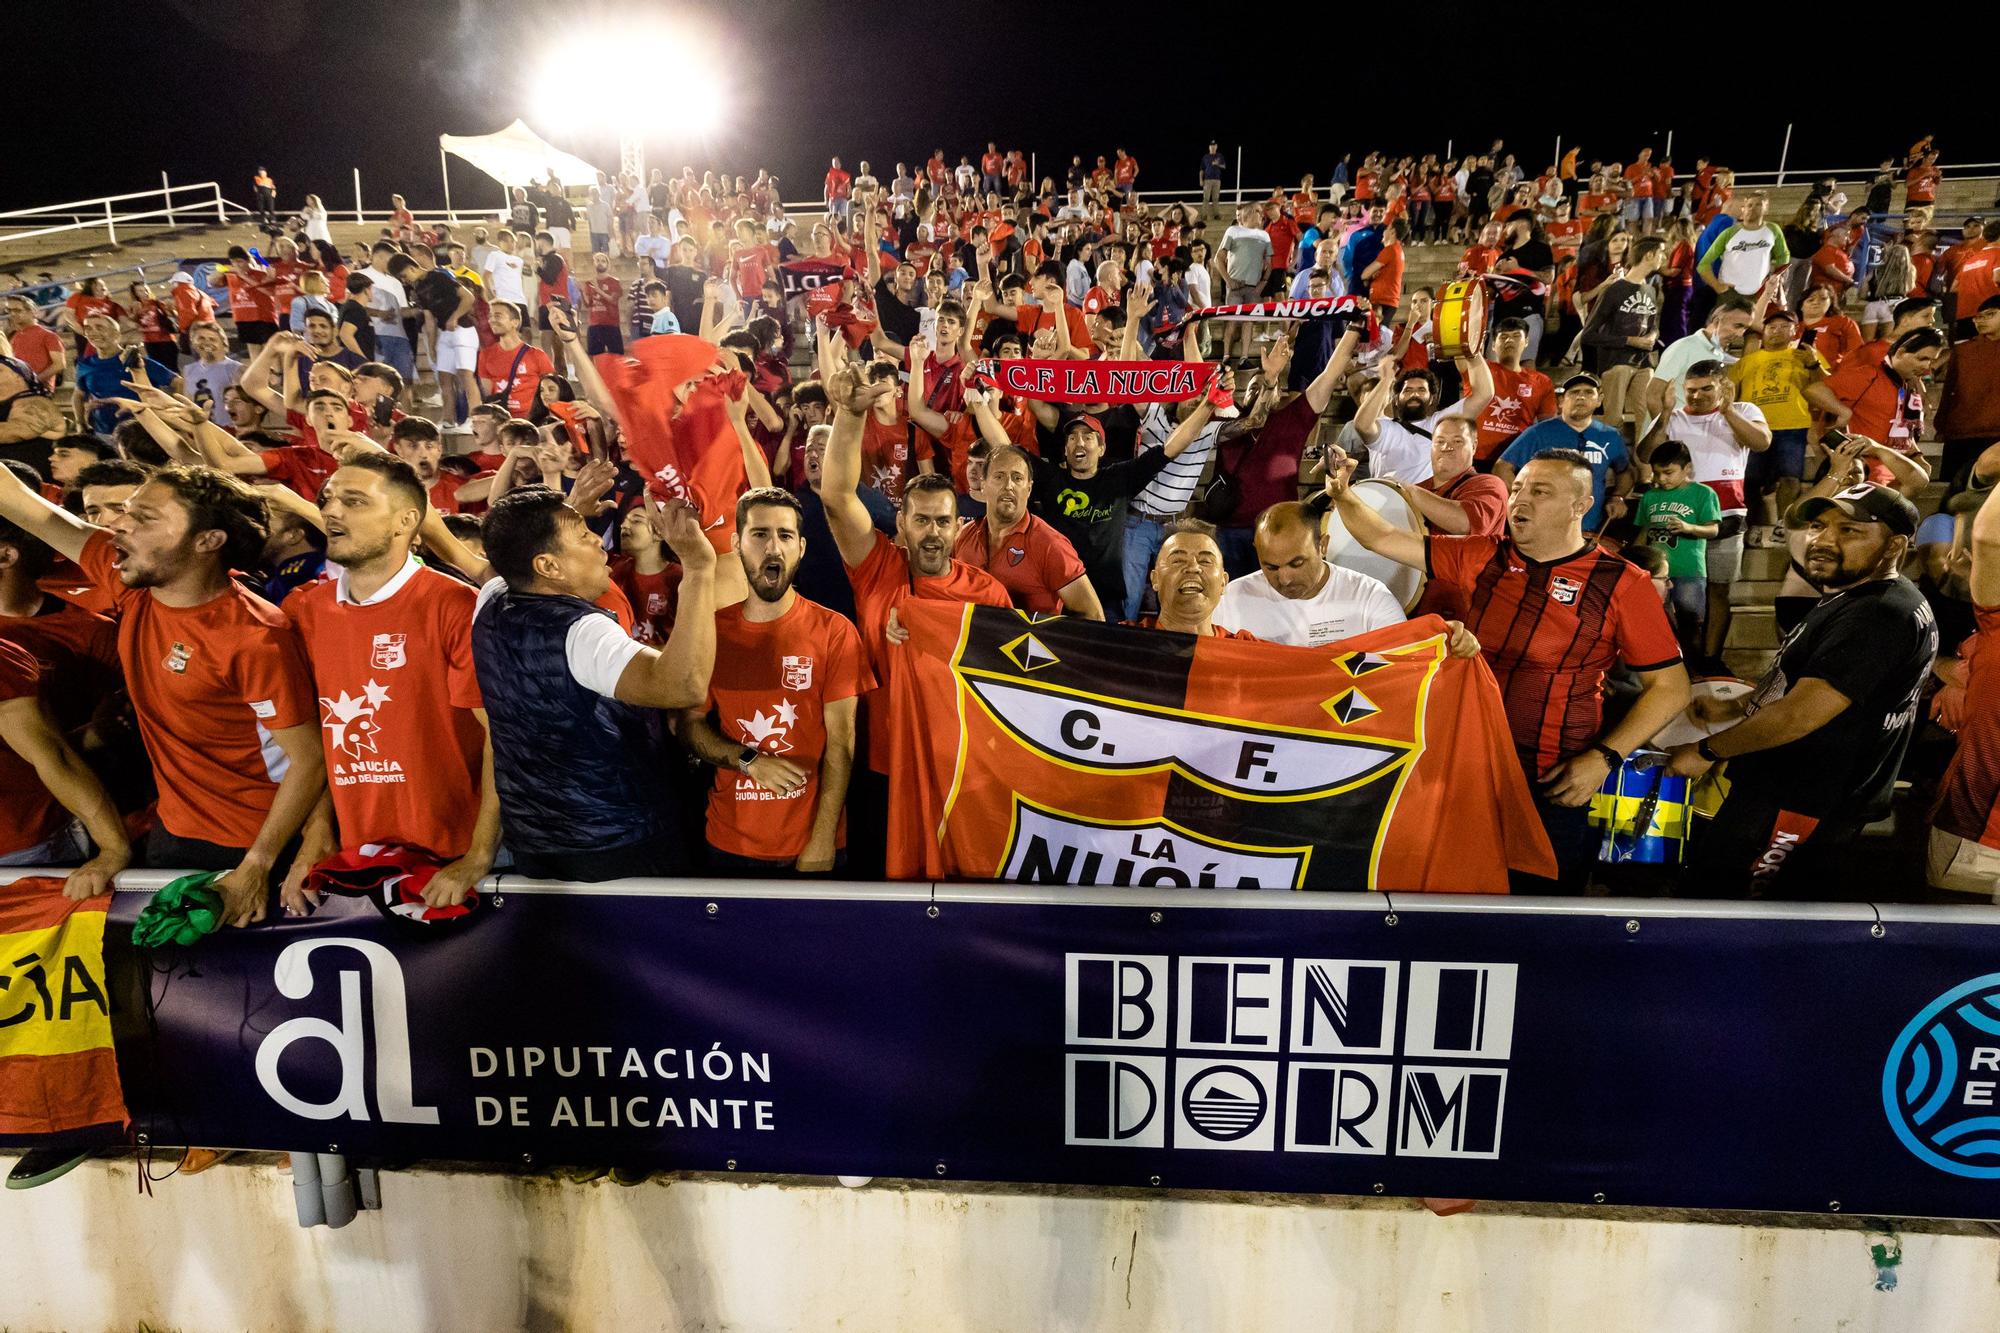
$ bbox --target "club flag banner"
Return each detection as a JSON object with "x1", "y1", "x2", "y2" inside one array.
[
  {"x1": 593, "y1": 335, "x2": 748, "y2": 551},
  {"x1": 975, "y1": 358, "x2": 1218, "y2": 404},
  {"x1": 1179, "y1": 295, "x2": 1372, "y2": 326},
  {"x1": 0, "y1": 878, "x2": 126, "y2": 1141},
  {"x1": 884, "y1": 605, "x2": 1555, "y2": 890}
]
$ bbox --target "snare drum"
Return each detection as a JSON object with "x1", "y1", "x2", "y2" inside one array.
[
  {"x1": 1590, "y1": 750, "x2": 1694, "y2": 864},
  {"x1": 1652, "y1": 677, "x2": 1752, "y2": 749},
  {"x1": 1433, "y1": 278, "x2": 1489, "y2": 360},
  {"x1": 1323, "y1": 478, "x2": 1427, "y2": 611}
]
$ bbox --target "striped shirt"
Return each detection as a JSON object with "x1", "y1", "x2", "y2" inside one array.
[{"x1": 1131, "y1": 404, "x2": 1222, "y2": 520}]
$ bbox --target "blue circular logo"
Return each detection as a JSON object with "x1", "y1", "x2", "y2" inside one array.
[{"x1": 1883, "y1": 973, "x2": 2000, "y2": 1179}]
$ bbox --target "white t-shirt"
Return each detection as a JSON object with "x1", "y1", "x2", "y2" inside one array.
[
  {"x1": 1665, "y1": 402, "x2": 1767, "y2": 517},
  {"x1": 633, "y1": 234, "x2": 672, "y2": 275},
  {"x1": 1337, "y1": 399, "x2": 1467, "y2": 484},
  {"x1": 474, "y1": 579, "x2": 642, "y2": 697},
  {"x1": 1213, "y1": 565, "x2": 1407, "y2": 646},
  {"x1": 481, "y1": 251, "x2": 527, "y2": 305},
  {"x1": 363, "y1": 266, "x2": 407, "y2": 339}
]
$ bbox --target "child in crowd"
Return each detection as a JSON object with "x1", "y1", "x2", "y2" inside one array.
[{"x1": 1636, "y1": 439, "x2": 1722, "y2": 658}]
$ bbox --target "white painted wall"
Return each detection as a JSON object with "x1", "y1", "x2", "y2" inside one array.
[{"x1": 2, "y1": 1159, "x2": 1993, "y2": 1332}]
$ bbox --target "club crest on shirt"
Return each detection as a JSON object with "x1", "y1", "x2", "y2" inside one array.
[
  {"x1": 782, "y1": 655, "x2": 814, "y2": 691},
  {"x1": 1007, "y1": 544, "x2": 1027, "y2": 566},
  {"x1": 1550, "y1": 575, "x2": 1582, "y2": 605},
  {"x1": 165, "y1": 641, "x2": 192, "y2": 674},
  {"x1": 371, "y1": 632, "x2": 407, "y2": 670}
]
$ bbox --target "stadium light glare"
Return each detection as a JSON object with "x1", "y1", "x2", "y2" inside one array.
[{"x1": 533, "y1": 19, "x2": 729, "y2": 141}]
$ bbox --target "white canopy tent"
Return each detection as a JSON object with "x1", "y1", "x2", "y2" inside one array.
[{"x1": 437, "y1": 120, "x2": 602, "y2": 218}]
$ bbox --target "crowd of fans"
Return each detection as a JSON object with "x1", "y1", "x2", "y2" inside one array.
[{"x1": 0, "y1": 132, "x2": 1992, "y2": 928}]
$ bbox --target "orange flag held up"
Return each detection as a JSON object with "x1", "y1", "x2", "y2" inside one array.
[
  {"x1": 0, "y1": 878, "x2": 127, "y2": 1140},
  {"x1": 593, "y1": 334, "x2": 749, "y2": 552},
  {"x1": 885, "y1": 605, "x2": 1556, "y2": 891}
]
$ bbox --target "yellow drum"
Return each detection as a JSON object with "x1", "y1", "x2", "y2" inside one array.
[{"x1": 1433, "y1": 277, "x2": 1489, "y2": 360}]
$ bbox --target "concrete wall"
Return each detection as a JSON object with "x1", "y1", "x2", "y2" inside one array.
[{"x1": 3, "y1": 1158, "x2": 1995, "y2": 1332}]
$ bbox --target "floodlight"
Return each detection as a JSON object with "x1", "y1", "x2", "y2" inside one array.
[{"x1": 533, "y1": 18, "x2": 729, "y2": 140}]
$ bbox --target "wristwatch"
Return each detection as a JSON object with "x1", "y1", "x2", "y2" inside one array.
[
  {"x1": 1590, "y1": 742, "x2": 1622, "y2": 768},
  {"x1": 734, "y1": 745, "x2": 760, "y2": 773},
  {"x1": 1696, "y1": 738, "x2": 1723, "y2": 764}
]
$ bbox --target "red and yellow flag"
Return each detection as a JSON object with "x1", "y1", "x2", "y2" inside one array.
[
  {"x1": 885, "y1": 606, "x2": 1556, "y2": 891},
  {"x1": 0, "y1": 878, "x2": 127, "y2": 1139}
]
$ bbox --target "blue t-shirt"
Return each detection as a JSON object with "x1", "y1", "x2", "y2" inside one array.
[
  {"x1": 1499, "y1": 417, "x2": 1631, "y2": 530},
  {"x1": 1201, "y1": 153, "x2": 1228, "y2": 182},
  {"x1": 76, "y1": 352, "x2": 175, "y2": 437}
]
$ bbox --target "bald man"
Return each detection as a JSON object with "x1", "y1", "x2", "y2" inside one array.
[{"x1": 1213, "y1": 500, "x2": 1406, "y2": 645}]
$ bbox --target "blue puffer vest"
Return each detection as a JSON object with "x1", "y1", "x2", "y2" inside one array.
[{"x1": 472, "y1": 589, "x2": 670, "y2": 856}]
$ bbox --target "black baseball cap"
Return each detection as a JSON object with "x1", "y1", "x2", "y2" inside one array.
[
  {"x1": 1558, "y1": 372, "x2": 1601, "y2": 393},
  {"x1": 1790, "y1": 484, "x2": 1919, "y2": 537}
]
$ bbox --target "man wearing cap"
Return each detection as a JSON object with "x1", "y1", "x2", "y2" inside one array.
[
  {"x1": 1493, "y1": 373, "x2": 1634, "y2": 532},
  {"x1": 1028, "y1": 399, "x2": 1219, "y2": 617},
  {"x1": 1667, "y1": 484, "x2": 1937, "y2": 897}
]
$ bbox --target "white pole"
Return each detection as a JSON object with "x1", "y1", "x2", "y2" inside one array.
[
  {"x1": 105, "y1": 200, "x2": 118, "y2": 247},
  {"x1": 1234, "y1": 146, "x2": 1243, "y2": 205},
  {"x1": 1664, "y1": 129, "x2": 1674, "y2": 164},
  {"x1": 1030, "y1": 152, "x2": 1037, "y2": 188},
  {"x1": 1553, "y1": 135, "x2": 1561, "y2": 176},
  {"x1": 162, "y1": 171, "x2": 175, "y2": 227},
  {"x1": 353, "y1": 168, "x2": 364, "y2": 223},
  {"x1": 1446, "y1": 139, "x2": 1453, "y2": 163},
  {"x1": 1776, "y1": 123, "x2": 1793, "y2": 187},
  {"x1": 440, "y1": 146, "x2": 455, "y2": 223},
  {"x1": 214, "y1": 183, "x2": 227, "y2": 225}
]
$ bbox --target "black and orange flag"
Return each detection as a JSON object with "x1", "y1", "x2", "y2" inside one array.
[
  {"x1": 0, "y1": 878, "x2": 127, "y2": 1141},
  {"x1": 884, "y1": 605, "x2": 1556, "y2": 891}
]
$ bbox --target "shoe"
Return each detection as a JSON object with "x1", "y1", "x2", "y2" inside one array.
[
  {"x1": 177, "y1": 1147, "x2": 236, "y2": 1175},
  {"x1": 1768, "y1": 523, "x2": 1787, "y2": 545},
  {"x1": 441, "y1": 420, "x2": 472, "y2": 435},
  {"x1": 6, "y1": 1147, "x2": 89, "y2": 1189}
]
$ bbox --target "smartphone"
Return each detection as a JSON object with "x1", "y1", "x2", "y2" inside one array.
[
  {"x1": 1821, "y1": 427, "x2": 1850, "y2": 449},
  {"x1": 917, "y1": 305, "x2": 940, "y2": 345},
  {"x1": 1799, "y1": 326, "x2": 1820, "y2": 348}
]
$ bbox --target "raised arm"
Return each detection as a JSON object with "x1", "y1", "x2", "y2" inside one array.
[
  {"x1": 1347, "y1": 356, "x2": 1396, "y2": 444},
  {"x1": 903, "y1": 334, "x2": 950, "y2": 441},
  {"x1": 1304, "y1": 326, "x2": 1362, "y2": 415},
  {"x1": 820, "y1": 364, "x2": 894, "y2": 567},
  {"x1": 237, "y1": 336, "x2": 290, "y2": 417},
  {"x1": 0, "y1": 454, "x2": 95, "y2": 561},
  {"x1": 0, "y1": 692, "x2": 129, "y2": 900},
  {"x1": 1456, "y1": 351, "x2": 1494, "y2": 421},
  {"x1": 1971, "y1": 445, "x2": 2000, "y2": 608},
  {"x1": 611, "y1": 502, "x2": 717, "y2": 710},
  {"x1": 1323, "y1": 449, "x2": 1425, "y2": 570}
]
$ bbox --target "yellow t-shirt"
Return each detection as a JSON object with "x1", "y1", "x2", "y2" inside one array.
[{"x1": 1727, "y1": 347, "x2": 1822, "y2": 431}]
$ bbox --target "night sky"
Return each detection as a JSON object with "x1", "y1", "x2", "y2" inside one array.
[{"x1": 16, "y1": 2, "x2": 1997, "y2": 214}]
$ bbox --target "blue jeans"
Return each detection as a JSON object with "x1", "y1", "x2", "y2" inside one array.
[
  {"x1": 1121, "y1": 512, "x2": 1167, "y2": 620},
  {"x1": 1667, "y1": 575, "x2": 1707, "y2": 655},
  {"x1": 375, "y1": 332, "x2": 415, "y2": 382},
  {"x1": 1219, "y1": 526, "x2": 1257, "y2": 580}
]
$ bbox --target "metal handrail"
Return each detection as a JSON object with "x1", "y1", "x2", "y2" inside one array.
[{"x1": 0, "y1": 180, "x2": 243, "y2": 249}]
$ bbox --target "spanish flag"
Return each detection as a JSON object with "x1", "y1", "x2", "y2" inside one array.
[
  {"x1": 0, "y1": 878, "x2": 127, "y2": 1141},
  {"x1": 885, "y1": 606, "x2": 1556, "y2": 891}
]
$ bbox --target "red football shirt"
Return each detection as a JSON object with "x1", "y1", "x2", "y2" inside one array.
[
  {"x1": 703, "y1": 596, "x2": 871, "y2": 859},
  {"x1": 1426, "y1": 535, "x2": 1681, "y2": 772},
  {"x1": 0, "y1": 639, "x2": 60, "y2": 855},
  {"x1": 7, "y1": 325, "x2": 62, "y2": 382},
  {"x1": 1478, "y1": 361, "x2": 1557, "y2": 460},
  {"x1": 289, "y1": 562, "x2": 486, "y2": 858},
  {"x1": 949, "y1": 511, "x2": 1087, "y2": 614},
  {"x1": 1934, "y1": 605, "x2": 2000, "y2": 848},
  {"x1": 612, "y1": 558, "x2": 683, "y2": 646},
  {"x1": 582, "y1": 276, "x2": 623, "y2": 328},
  {"x1": 259, "y1": 442, "x2": 340, "y2": 501},
  {"x1": 77, "y1": 529, "x2": 316, "y2": 847},
  {"x1": 477, "y1": 340, "x2": 554, "y2": 416}
]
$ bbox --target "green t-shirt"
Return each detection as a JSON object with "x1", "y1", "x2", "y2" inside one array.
[{"x1": 1639, "y1": 481, "x2": 1722, "y2": 578}]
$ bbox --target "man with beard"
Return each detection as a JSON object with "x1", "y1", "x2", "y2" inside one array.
[
  {"x1": 823, "y1": 363, "x2": 1011, "y2": 874},
  {"x1": 950, "y1": 443, "x2": 1098, "y2": 616},
  {"x1": 1329, "y1": 449, "x2": 1688, "y2": 890},
  {"x1": 1341, "y1": 354, "x2": 1495, "y2": 483},
  {"x1": 1667, "y1": 484, "x2": 1936, "y2": 897},
  {"x1": 679, "y1": 488, "x2": 869, "y2": 876},
  {"x1": 281, "y1": 453, "x2": 498, "y2": 915},
  {"x1": 471, "y1": 489, "x2": 716, "y2": 882},
  {"x1": 0, "y1": 461, "x2": 323, "y2": 921}
]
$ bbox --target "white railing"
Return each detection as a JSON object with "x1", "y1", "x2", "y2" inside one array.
[{"x1": 0, "y1": 179, "x2": 242, "y2": 248}]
